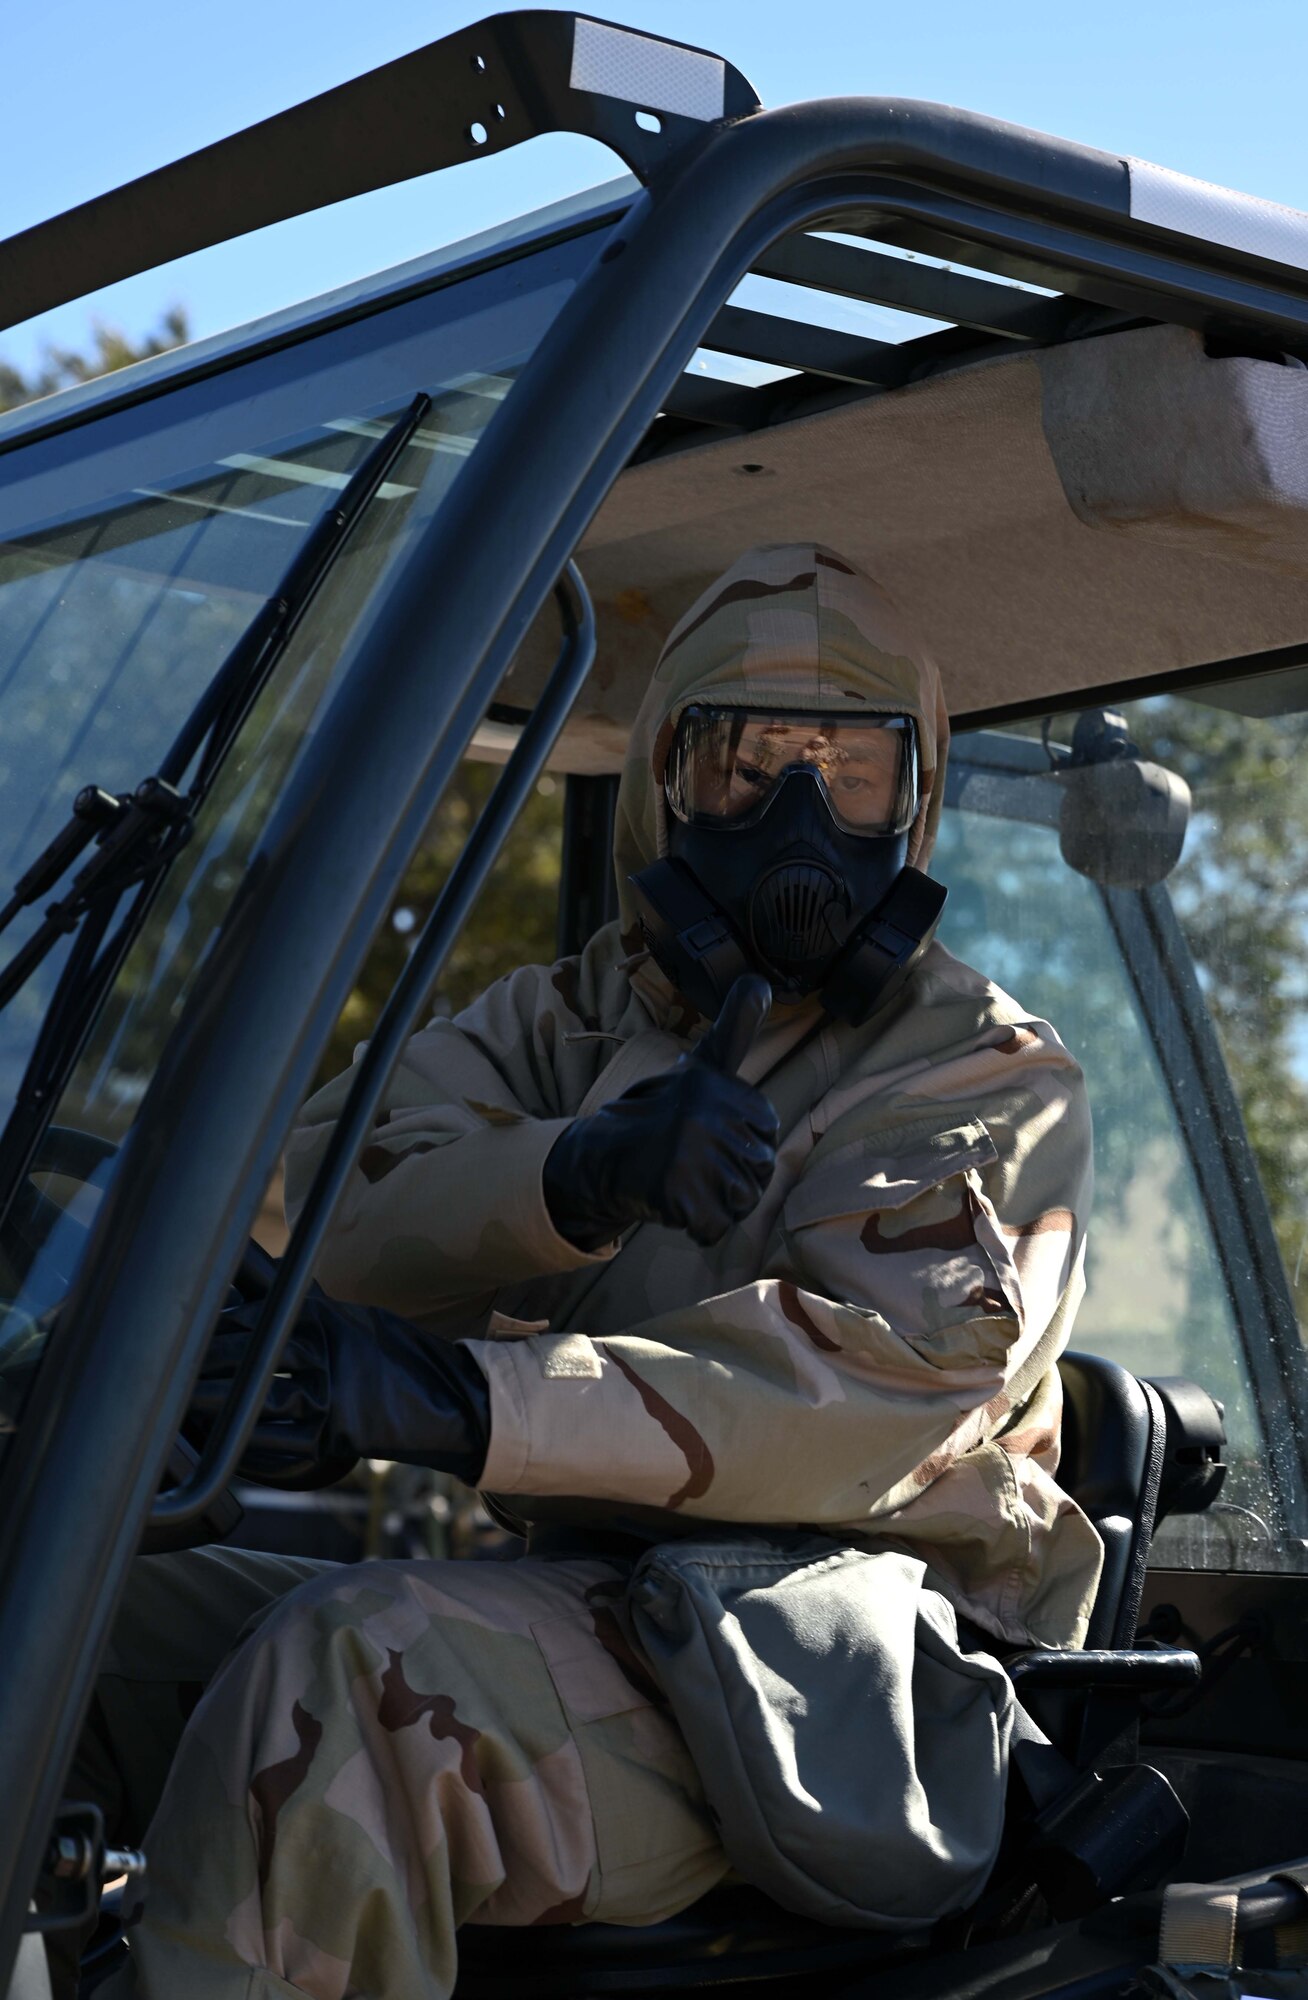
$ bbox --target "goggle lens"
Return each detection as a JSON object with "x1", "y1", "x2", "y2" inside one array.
[{"x1": 665, "y1": 708, "x2": 919, "y2": 837}]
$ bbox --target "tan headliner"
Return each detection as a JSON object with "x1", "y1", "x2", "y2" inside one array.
[{"x1": 489, "y1": 323, "x2": 1308, "y2": 770}]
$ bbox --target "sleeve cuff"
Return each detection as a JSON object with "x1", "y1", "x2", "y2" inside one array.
[{"x1": 505, "y1": 1117, "x2": 621, "y2": 1277}]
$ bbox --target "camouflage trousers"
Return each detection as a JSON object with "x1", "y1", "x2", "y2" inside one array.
[{"x1": 85, "y1": 1546, "x2": 725, "y2": 1999}]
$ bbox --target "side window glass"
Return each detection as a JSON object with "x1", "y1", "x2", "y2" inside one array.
[
  {"x1": 243, "y1": 751, "x2": 564, "y2": 1565},
  {"x1": 302, "y1": 754, "x2": 564, "y2": 1145},
  {"x1": 0, "y1": 231, "x2": 595, "y2": 1463},
  {"x1": 936, "y1": 698, "x2": 1308, "y2": 1575}
]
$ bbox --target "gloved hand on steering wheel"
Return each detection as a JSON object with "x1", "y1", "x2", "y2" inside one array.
[
  {"x1": 542, "y1": 973, "x2": 779, "y2": 1252},
  {"x1": 188, "y1": 1287, "x2": 491, "y2": 1487}
]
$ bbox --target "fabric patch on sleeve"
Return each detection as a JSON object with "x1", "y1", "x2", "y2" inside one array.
[{"x1": 537, "y1": 1333, "x2": 605, "y2": 1380}]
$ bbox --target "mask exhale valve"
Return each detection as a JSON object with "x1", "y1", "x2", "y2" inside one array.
[{"x1": 748, "y1": 857, "x2": 850, "y2": 987}]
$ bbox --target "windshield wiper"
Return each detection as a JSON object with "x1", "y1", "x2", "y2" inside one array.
[
  {"x1": 0, "y1": 777, "x2": 189, "y2": 1017},
  {"x1": 0, "y1": 390, "x2": 430, "y2": 1202}
]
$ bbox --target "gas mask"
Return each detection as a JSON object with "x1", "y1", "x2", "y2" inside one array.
[{"x1": 629, "y1": 706, "x2": 946, "y2": 1025}]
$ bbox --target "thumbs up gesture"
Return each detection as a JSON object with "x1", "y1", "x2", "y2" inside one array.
[{"x1": 543, "y1": 976, "x2": 780, "y2": 1251}]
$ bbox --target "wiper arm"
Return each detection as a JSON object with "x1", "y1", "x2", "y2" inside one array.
[
  {"x1": 0, "y1": 391, "x2": 431, "y2": 1020},
  {"x1": 0, "y1": 391, "x2": 430, "y2": 1208},
  {"x1": 0, "y1": 779, "x2": 188, "y2": 1015}
]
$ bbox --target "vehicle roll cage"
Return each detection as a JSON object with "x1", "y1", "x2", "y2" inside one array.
[
  {"x1": 0, "y1": 10, "x2": 759, "y2": 338},
  {"x1": 5, "y1": 9, "x2": 1308, "y2": 1978}
]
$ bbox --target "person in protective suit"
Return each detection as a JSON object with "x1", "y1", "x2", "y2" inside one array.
[{"x1": 83, "y1": 543, "x2": 1096, "y2": 2000}]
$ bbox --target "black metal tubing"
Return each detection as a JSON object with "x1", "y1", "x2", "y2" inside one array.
[
  {"x1": 656, "y1": 157, "x2": 1308, "y2": 453},
  {"x1": 151, "y1": 563, "x2": 596, "y2": 1526},
  {"x1": 5, "y1": 92, "x2": 1308, "y2": 1976},
  {"x1": 703, "y1": 302, "x2": 893, "y2": 384},
  {"x1": 557, "y1": 773, "x2": 621, "y2": 958},
  {"x1": 752, "y1": 233, "x2": 1071, "y2": 340},
  {"x1": 844, "y1": 169, "x2": 1308, "y2": 348},
  {"x1": 0, "y1": 11, "x2": 759, "y2": 336}
]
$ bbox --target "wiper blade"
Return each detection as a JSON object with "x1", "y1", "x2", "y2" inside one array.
[
  {"x1": 0, "y1": 393, "x2": 431, "y2": 1026},
  {"x1": 0, "y1": 392, "x2": 431, "y2": 1022},
  {"x1": 158, "y1": 389, "x2": 431, "y2": 796},
  {"x1": 0, "y1": 390, "x2": 430, "y2": 1207}
]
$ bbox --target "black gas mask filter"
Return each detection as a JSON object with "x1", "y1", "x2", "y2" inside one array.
[{"x1": 628, "y1": 706, "x2": 946, "y2": 1026}]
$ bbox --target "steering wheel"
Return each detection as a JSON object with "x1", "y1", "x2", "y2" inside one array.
[{"x1": 0, "y1": 1125, "x2": 347, "y2": 1554}]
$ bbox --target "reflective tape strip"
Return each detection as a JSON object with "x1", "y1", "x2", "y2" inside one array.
[
  {"x1": 1128, "y1": 157, "x2": 1308, "y2": 273},
  {"x1": 570, "y1": 18, "x2": 725, "y2": 122},
  {"x1": 1159, "y1": 1882, "x2": 1239, "y2": 1973},
  {"x1": 1274, "y1": 1916, "x2": 1308, "y2": 1968}
]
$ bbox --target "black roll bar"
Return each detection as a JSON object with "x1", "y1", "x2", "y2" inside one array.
[{"x1": 0, "y1": 9, "x2": 760, "y2": 336}]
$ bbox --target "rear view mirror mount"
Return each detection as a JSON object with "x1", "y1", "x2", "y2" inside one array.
[{"x1": 1051, "y1": 709, "x2": 1191, "y2": 890}]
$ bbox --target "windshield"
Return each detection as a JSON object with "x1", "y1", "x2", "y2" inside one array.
[
  {"x1": 940, "y1": 683, "x2": 1308, "y2": 1574},
  {"x1": 0, "y1": 227, "x2": 597, "y2": 1456}
]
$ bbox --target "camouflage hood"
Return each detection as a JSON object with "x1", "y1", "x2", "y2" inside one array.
[{"x1": 612, "y1": 542, "x2": 951, "y2": 946}]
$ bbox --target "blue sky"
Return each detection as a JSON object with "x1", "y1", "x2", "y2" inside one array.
[{"x1": 0, "y1": 0, "x2": 1303, "y2": 375}]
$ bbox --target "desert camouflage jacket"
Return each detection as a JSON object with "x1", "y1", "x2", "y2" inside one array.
[{"x1": 286, "y1": 544, "x2": 1100, "y2": 1651}]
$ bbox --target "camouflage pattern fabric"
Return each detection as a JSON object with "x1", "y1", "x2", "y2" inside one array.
[
  {"x1": 122, "y1": 543, "x2": 1097, "y2": 1994},
  {"x1": 128, "y1": 1556, "x2": 724, "y2": 1999},
  {"x1": 45, "y1": 1548, "x2": 331, "y2": 2000}
]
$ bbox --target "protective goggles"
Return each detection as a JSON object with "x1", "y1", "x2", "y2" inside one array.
[{"x1": 664, "y1": 706, "x2": 920, "y2": 838}]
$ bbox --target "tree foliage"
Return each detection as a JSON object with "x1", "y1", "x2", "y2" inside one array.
[
  {"x1": 0, "y1": 307, "x2": 190, "y2": 415},
  {"x1": 318, "y1": 764, "x2": 565, "y2": 1086},
  {"x1": 1131, "y1": 692, "x2": 1308, "y2": 1328}
]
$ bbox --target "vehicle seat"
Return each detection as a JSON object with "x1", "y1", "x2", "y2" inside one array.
[{"x1": 1057, "y1": 1352, "x2": 1167, "y2": 1649}]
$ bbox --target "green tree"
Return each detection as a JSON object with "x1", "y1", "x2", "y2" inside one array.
[
  {"x1": 319, "y1": 764, "x2": 565, "y2": 1085},
  {"x1": 989, "y1": 693, "x2": 1308, "y2": 1337},
  {"x1": 1130, "y1": 694, "x2": 1308, "y2": 1331},
  {"x1": 0, "y1": 307, "x2": 190, "y2": 414}
]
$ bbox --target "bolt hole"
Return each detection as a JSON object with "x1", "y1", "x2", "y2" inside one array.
[
  {"x1": 493, "y1": 102, "x2": 507, "y2": 120},
  {"x1": 634, "y1": 109, "x2": 662, "y2": 133},
  {"x1": 471, "y1": 52, "x2": 486, "y2": 73},
  {"x1": 600, "y1": 238, "x2": 627, "y2": 264},
  {"x1": 734, "y1": 462, "x2": 772, "y2": 477},
  {"x1": 467, "y1": 121, "x2": 489, "y2": 146}
]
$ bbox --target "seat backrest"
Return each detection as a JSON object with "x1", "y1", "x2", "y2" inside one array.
[{"x1": 1057, "y1": 1352, "x2": 1167, "y2": 1649}]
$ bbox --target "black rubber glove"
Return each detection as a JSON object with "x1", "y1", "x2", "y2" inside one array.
[
  {"x1": 188, "y1": 1288, "x2": 491, "y2": 1487},
  {"x1": 543, "y1": 973, "x2": 779, "y2": 1252}
]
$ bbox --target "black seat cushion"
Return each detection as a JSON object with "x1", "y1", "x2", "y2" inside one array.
[
  {"x1": 1057, "y1": 1353, "x2": 1164, "y2": 1649},
  {"x1": 453, "y1": 1884, "x2": 923, "y2": 1995}
]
